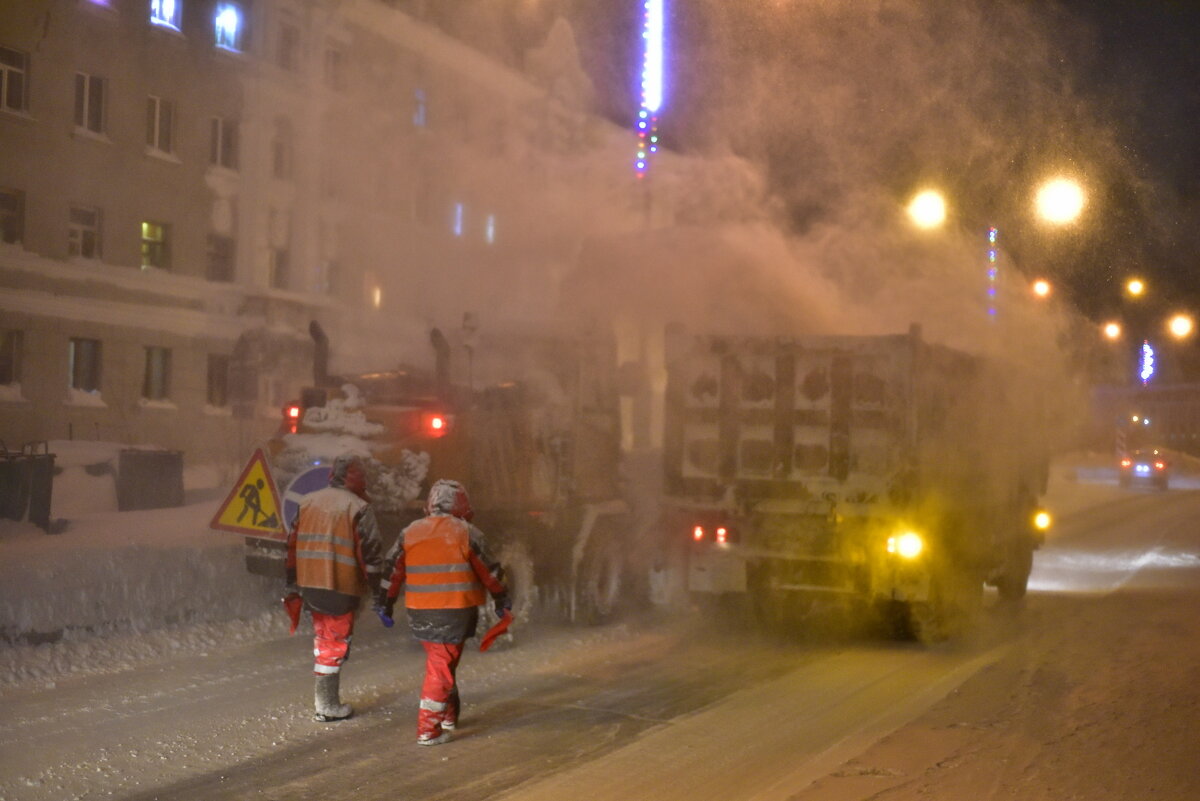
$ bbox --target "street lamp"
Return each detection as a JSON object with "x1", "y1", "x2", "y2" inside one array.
[
  {"x1": 1032, "y1": 279, "x2": 1052, "y2": 298},
  {"x1": 1168, "y1": 313, "x2": 1194, "y2": 340},
  {"x1": 1103, "y1": 321, "x2": 1122, "y2": 340},
  {"x1": 1126, "y1": 278, "x2": 1146, "y2": 298},
  {"x1": 907, "y1": 189, "x2": 947, "y2": 230},
  {"x1": 1035, "y1": 177, "x2": 1086, "y2": 225}
]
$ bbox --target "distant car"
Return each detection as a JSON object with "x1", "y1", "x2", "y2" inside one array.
[{"x1": 1119, "y1": 449, "x2": 1170, "y2": 490}]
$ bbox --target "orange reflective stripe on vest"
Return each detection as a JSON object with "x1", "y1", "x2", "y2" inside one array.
[
  {"x1": 294, "y1": 487, "x2": 368, "y2": 597},
  {"x1": 403, "y1": 515, "x2": 486, "y2": 610}
]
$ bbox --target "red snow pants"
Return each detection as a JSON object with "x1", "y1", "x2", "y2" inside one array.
[
  {"x1": 418, "y1": 641, "x2": 464, "y2": 737},
  {"x1": 311, "y1": 610, "x2": 355, "y2": 675}
]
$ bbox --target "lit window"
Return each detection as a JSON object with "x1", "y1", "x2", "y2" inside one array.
[
  {"x1": 372, "y1": 286, "x2": 382, "y2": 308},
  {"x1": 0, "y1": 46, "x2": 29, "y2": 113},
  {"x1": 214, "y1": 4, "x2": 244, "y2": 51},
  {"x1": 485, "y1": 214, "x2": 496, "y2": 244},
  {"x1": 68, "y1": 206, "x2": 102, "y2": 258},
  {"x1": 74, "y1": 72, "x2": 105, "y2": 134},
  {"x1": 145, "y1": 96, "x2": 174, "y2": 153},
  {"x1": 452, "y1": 202, "x2": 463, "y2": 237},
  {"x1": 0, "y1": 187, "x2": 24, "y2": 244},
  {"x1": 68, "y1": 337, "x2": 102, "y2": 393},
  {"x1": 143, "y1": 346, "x2": 171, "y2": 400},
  {"x1": 140, "y1": 221, "x2": 170, "y2": 270},
  {"x1": 207, "y1": 353, "x2": 229, "y2": 406},
  {"x1": 209, "y1": 117, "x2": 238, "y2": 169},
  {"x1": 150, "y1": 0, "x2": 182, "y2": 30},
  {"x1": 0, "y1": 329, "x2": 22, "y2": 386},
  {"x1": 413, "y1": 88, "x2": 426, "y2": 127}
]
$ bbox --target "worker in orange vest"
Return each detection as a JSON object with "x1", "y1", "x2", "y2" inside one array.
[
  {"x1": 285, "y1": 454, "x2": 383, "y2": 722},
  {"x1": 375, "y1": 479, "x2": 509, "y2": 745}
]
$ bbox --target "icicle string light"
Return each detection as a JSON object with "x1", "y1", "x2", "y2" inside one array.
[
  {"x1": 987, "y1": 226, "x2": 998, "y2": 318},
  {"x1": 635, "y1": 0, "x2": 664, "y2": 177}
]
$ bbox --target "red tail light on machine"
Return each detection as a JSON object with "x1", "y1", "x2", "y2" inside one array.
[
  {"x1": 690, "y1": 522, "x2": 736, "y2": 547},
  {"x1": 283, "y1": 403, "x2": 303, "y2": 434},
  {"x1": 421, "y1": 411, "x2": 452, "y2": 438}
]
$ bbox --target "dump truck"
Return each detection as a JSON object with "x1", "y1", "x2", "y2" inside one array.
[
  {"x1": 663, "y1": 324, "x2": 1049, "y2": 640},
  {"x1": 243, "y1": 321, "x2": 630, "y2": 624}
]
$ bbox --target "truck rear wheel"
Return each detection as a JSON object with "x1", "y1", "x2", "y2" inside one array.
[{"x1": 996, "y1": 538, "x2": 1034, "y2": 602}]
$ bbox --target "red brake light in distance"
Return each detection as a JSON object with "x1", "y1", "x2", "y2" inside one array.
[
  {"x1": 716, "y1": 526, "x2": 728, "y2": 545},
  {"x1": 1155, "y1": 461, "x2": 1165, "y2": 470},
  {"x1": 692, "y1": 525, "x2": 705, "y2": 542},
  {"x1": 421, "y1": 412, "x2": 451, "y2": 438},
  {"x1": 1120, "y1": 458, "x2": 1132, "y2": 468},
  {"x1": 283, "y1": 404, "x2": 302, "y2": 434}
]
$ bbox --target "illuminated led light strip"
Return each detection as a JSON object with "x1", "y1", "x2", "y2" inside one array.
[
  {"x1": 635, "y1": 0, "x2": 664, "y2": 176},
  {"x1": 1141, "y1": 340, "x2": 1155, "y2": 385},
  {"x1": 986, "y1": 226, "x2": 998, "y2": 317}
]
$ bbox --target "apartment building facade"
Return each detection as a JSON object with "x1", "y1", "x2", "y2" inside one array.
[{"x1": 0, "y1": 0, "x2": 656, "y2": 475}]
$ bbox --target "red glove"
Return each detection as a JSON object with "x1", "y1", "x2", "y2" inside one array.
[
  {"x1": 480, "y1": 610, "x2": 513, "y2": 652},
  {"x1": 282, "y1": 593, "x2": 303, "y2": 635}
]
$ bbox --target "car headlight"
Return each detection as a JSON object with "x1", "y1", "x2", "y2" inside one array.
[
  {"x1": 887, "y1": 531, "x2": 924, "y2": 559},
  {"x1": 1033, "y1": 510, "x2": 1052, "y2": 531}
]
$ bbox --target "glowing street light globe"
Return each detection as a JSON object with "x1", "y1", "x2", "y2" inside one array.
[
  {"x1": 1032, "y1": 279, "x2": 1052, "y2": 298},
  {"x1": 1126, "y1": 278, "x2": 1146, "y2": 297},
  {"x1": 1035, "y1": 177, "x2": 1086, "y2": 225},
  {"x1": 1103, "y1": 322, "x2": 1122, "y2": 340},
  {"x1": 1169, "y1": 314, "x2": 1194, "y2": 339},
  {"x1": 907, "y1": 190, "x2": 947, "y2": 230}
]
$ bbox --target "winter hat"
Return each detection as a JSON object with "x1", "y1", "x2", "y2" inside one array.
[
  {"x1": 425, "y1": 479, "x2": 473, "y2": 520},
  {"x1": 330, "y1": 454, "x2": 368, "y2": 499}
]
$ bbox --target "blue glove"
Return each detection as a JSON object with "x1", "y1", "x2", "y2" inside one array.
[{"x1": 373, "y1": 598, "x2": 395, "y2": 628}]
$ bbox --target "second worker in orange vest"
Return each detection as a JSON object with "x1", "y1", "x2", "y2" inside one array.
[{"x1": 376, "y1": 479, "x2": 509, "y2": 745}]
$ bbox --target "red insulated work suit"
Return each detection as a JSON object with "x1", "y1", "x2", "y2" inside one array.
[
  {"x1": 380, "y1": 513, "x2": 506, "y2": 739},
  {"x1": 286, "y1": 483, "x2": 382, "y2": 675}
]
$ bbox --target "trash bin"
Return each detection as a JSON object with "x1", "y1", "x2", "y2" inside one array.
[
  {"x1": 117, "y1": 449, "x2": 184, "y2": 511},
  {"x1": 0, "y1": 442, "x2": 56, "y2": 530}
]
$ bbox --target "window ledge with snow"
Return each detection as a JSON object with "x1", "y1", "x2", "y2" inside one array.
[
  {"x1": 1, "y1": 108, "x2": 36, "y2": 125},
  {"x1": 72, "y1": 128, "x2": 113, "y2": 145},
  {"x1": 144, "y1": 146, "x2": 181, "y2": 165},
  {"x1": 138, "y1": 398, "x2": 178, "y2": 411},
  {"x1": 66, "y1": 388, "x2": 107, "y2": 407},
  {"x1": 0, "y1": 383, "x2": 28, "y2": 403},
  {"x1": 204, "y1": 404, "x2": 233, "y2": 416}
]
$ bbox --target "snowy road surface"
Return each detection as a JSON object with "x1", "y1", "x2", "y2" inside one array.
[{"x1": 3, "y1": 475, "x2": 1200, "y2": 800}]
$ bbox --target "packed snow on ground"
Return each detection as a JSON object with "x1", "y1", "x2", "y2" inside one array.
[{"x1": 0, "y1": 452, "x2": 1143, "y2": 690}]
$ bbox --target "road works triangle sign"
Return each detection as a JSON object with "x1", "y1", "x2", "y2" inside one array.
[{"x1": 211, "y1": 449, "x2": 285, "y2": 539}]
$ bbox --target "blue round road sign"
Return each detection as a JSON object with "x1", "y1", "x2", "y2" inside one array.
[{"x1": 283, "y1": 466, "x2": 331, "y2": 531}]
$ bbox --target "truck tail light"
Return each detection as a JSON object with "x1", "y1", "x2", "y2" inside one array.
[
  {"x1": 715, "y1": 526, "x2": 728, "y2": 545},
  {"x1": 1155, "y1": 461, "x2": 1165, "y2": 470},
  {"x1": 283, "y1": 403, "x2": 302, "y2": 434},
  {"x1": 692, "y1": 525, "x2": 705, "y2": 542},
  {"x1": 1120, "y1": 458, "x2": 1132, "y2": 468},
  {"x1": 421, "y1": 412, "x2": 451, "y2": 438}
]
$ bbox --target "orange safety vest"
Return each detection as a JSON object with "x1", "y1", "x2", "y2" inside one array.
[
  {"x1": 294, "y1": 487, "x2": 370, "y2": 597},
  {"x1": 402, "y1": 515, "x2": 486, "y2": 610}
]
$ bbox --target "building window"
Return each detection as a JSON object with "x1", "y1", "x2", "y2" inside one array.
[
  {"x1": 142, "y1": 346, "x2": 171, "y2": 400},
  {"x1": 323, "y1": 46, "x2": 344, "y2": 90},
  {"x1": 452, "y1": 202, "x2": 464, "y2": 237},
  {"x1": 0, "y1": 46, "x2": 28, "y2": 113},
  {"x1": 145, "y1": 95, "x2": 174, "y2": 153},
  {"x1": 73, "y1": 72, "x2": 105, "y2": 134},
  {"x1": 277, "y1": 21, "x2": 299, "y2": 71},
  {"x1": 269, "y1": 247, "x2": 289, "y2": 289},
  {"x1": 271, "y1": 118, "x2": 293, "y2": 180},
  {"x1": 209, "y1": 117, "x2": 238, "y2": 169},
  {"x1": 214, "y1": 3, "x2": 245, "y2": 52},
  {"x1": 413, "y1": 88, "x2": 427, "y2": 127},
  {"x1": 140, "y1": 221, "x2": 170, "y2": 270},
  {"x1": 68, "y1": 206, "x2": 102, "y2": 258},
  {"x1": 316, "y1": 259, "x2": 338, "y2": 295},
  {"x1": 0, "y1": 188, "x2": 23, "y2": 244},
  {"x1": 207, "y1": 353, "x2": 229, "y2": 406},
  {"x1": 150, "y1": 0, "x2": 182, "y2": 30},
  {"x1": 0, "y1": 330, "x2": 22, "y2": 386},
  {"x1": 68, "y1": 337, "x2": 102, "y2": 393},
  {"x1": 207, "y1": 234, "x2": 235, "y2": 282}
]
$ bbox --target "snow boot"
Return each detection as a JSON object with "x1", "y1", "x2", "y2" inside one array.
[
  {"x1": 417, "y1": 727, "x2": 451, "y2": 746},
  {"x1": 314, "y1": 673, "x2": 352, "y2": 722},
  {"x1": 441, "y1": 689, "x2": 460, "y2": 730}
]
